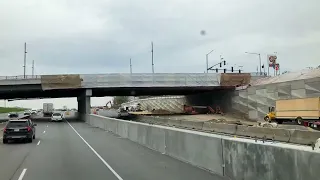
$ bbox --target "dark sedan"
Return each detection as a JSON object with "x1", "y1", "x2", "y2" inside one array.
[{"x1": 2, "y1": 119, "x2": 37, "y2": 144}]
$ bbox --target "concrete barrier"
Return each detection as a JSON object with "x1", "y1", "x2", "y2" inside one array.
[
  {"x1": 202, "y1": 122, "x2": 237, "y2": 134},
  {"x1": 165, "y1": 129, "x2": 223, "y2": 176},
  {"x1": 86, "y1": 115, "x2": 320, "y2": 180},
  {"x1": 223, "y1": 138, "x2": 320, "y2": 180},
  {"x1": 235, "y1": 126, "x2": 291, "y2": 142},
  {"x1": 138, "y1": 116, "x2": 320, "y2": 145},
  {"x1": 289, "y1": 130, "x2": 320, "y2": 145},
  {"x1": 116, "y1": 120, "x2": 129, "y2": 138}
]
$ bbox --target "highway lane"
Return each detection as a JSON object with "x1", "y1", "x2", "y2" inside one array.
[
  {"x1": 0, "y1": 122, "x2": 47, "y2": 180},
  {"x1": 1, "y1": 121, "x2": 226, "y2": 180}
]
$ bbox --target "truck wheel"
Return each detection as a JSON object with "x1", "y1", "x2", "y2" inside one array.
[
  {"x1": 264, "y1": 116, "x2": 271, "y2": 123},
  {"x1": 296, "y1": 117, "x2": 303, "y2": 125}
]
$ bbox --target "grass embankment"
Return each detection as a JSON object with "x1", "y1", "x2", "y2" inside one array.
[{"x1": 0, "y1": 107, "x2": 26, "y2": 113}]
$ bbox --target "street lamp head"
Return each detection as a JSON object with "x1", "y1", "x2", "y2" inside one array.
[{"x1": 207, "y1": 49, "x2": 214, "y2": 55}]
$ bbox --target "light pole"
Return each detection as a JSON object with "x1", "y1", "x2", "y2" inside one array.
[
  {"x1": 151, "y1": 42, "x2": 154, "y2": 74},
  {"x1": 23, "y1": 42, "x2": 27, "y2": 78},
  {"x1": 32, "y1": 60, "x2": 35, "y2": 77},
  {"x1": 206, "y1": 49, "x2": 214, "y2": 73},
  {"x1": 130, "y1": 58, "x2": 132, "y2": 74},
  {"x1": 245, "y1": 52, "x2": 261, "y2": 75}
]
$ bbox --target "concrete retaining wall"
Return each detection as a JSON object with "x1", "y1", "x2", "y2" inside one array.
[
  {"x1": 135, "y1": 116, "x2": 320, "y2": 145},
  {"x1": 86, "y1": 114, "x2": 320, "y2": 180},
  {"x1": 232, "y1": 77, "x2": 320, "y2": 120}
]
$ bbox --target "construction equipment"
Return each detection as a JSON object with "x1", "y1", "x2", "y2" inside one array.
[
  {"x1": 129, "y1": 103, "x2": 142, "y2": 112},
  {"x1": 106, "y1": 101, "x2": 112, "y2": 108},
  {"x1": 265, "y1": 97, "x2": 320, "y2": 124},
  {"x1": 183, "y1": 105, "x2": 223, "y2": 115}
]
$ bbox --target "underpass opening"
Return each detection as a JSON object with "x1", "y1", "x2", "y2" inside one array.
[{"x1": 186, "y1": 87, "x2": 235, "y2": 114}]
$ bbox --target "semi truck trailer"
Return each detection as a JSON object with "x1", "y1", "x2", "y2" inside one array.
[{"x1": 43, "y1": 103, "x2": 54, "y2": 117}]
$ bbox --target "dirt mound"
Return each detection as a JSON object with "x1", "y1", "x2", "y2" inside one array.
[{"x1": 151, "y1": 109, "x2": 174, "y2": 114}]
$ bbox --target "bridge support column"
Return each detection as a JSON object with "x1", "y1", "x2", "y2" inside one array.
[{"x1": 77, "y1": 89, "x2": 92, "y2": 121}]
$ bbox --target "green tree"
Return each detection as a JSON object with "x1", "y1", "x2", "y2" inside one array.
[{"x1": 112, "y1": 96, "x2": 129, "y2": 107}]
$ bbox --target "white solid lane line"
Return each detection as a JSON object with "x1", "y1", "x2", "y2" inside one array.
[
  {"x1": 18, "y1": 168, "x2": 27, "y2": 180},
  {"x1": 66, "y1": 121, "x2": 123, "y2": 180},
  {"x1": 37, "y1": 140, "x2": 41, "y2": 145}
]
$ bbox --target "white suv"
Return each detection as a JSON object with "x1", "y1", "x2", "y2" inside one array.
[{"x1": 51, "y1": 112, "x2": 64, "y2": 122}]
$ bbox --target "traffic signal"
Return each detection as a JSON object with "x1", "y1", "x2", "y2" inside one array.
[
  {"x1": 220, "y1": 63, "x2": 222, "y2": 67},
  {"x1": 216, "y1": 68, "x2": 218, "y2": 73},
  {"x1": 223, "y1": 69, "x2": 226, "y2": 73},
  {"x1": 231, "y1": 67, "x2": 234, "y2": 72},
  {"x1": 223, "y1": 60, "x2": 226, "y2": 65}
]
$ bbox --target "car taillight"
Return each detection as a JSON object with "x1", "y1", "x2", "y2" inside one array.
[
  {"x1": 27, "y1": 126, "x2": 32, "y2": 132},
  {"x1": 3, "y1": 128, "x2": 6, "y2": 132}
]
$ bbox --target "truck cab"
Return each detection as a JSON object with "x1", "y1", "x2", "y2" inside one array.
[{"x1": 265, "y1": 106, "x2": 276, "y2": 123}]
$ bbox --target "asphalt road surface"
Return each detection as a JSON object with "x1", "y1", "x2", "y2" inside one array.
[{"x1": 0, "y1": 121, "x2": 226, "y2": 180}]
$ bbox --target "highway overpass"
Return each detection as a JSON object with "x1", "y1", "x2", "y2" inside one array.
[{"x1": 0, "y1": 73, "x2": 253, "y2": 120}]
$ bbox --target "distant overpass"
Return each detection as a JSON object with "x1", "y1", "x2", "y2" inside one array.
[{"x1": 0, "y1": 73, "x2": 256, "y2": 120}]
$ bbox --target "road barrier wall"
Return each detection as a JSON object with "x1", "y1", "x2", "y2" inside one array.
[
  {"x1": 86, "y1": 114, "x2": 320, "y2": 180},
  {"x1": 135, "y1": 116, "x2": 320, "y2": 145}
]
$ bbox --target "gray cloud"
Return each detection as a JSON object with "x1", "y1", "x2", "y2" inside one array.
[{"x1": 1, "y1": 0, "x2": 320, "y2": 76}]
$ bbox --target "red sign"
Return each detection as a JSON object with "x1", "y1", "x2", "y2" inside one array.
[
  {"x1": 275, "y1": 63, "x2": 279, "y2": 71},
  {"x1": 268, "y1": 55, "x2": 277, "y2": 67}
]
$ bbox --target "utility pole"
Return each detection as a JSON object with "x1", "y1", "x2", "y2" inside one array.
[
  {"x1": 245, "y1": 52, "x2": 261, "y2": 75},
  {"x1": 258, "y1": 53, "x2": 262, "y2": 76},
  {"x1": 151, "y1": 42, "x2": 154, "y2": 73},
  {"x1": 23, "y1": 42, "x2": 27, "y2": 78},
  {"x1": 32, "y1": 60, "x2": 34, "y2": 77},
  {"x1": 130, "y1": 58, "x2": 132, "y2": 74}
]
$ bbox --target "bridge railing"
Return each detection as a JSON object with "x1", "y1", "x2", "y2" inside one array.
[{"x1": 0, "y1": 75, "x2": 41, "y2": 80}]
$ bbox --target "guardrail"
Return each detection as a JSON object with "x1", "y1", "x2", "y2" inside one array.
[
  {"x1": 136, "y1": 116, "x2": 320, "y2": 146},
  {"x1": 0, "y1": 75, "x2": 41, "y2": 80}
]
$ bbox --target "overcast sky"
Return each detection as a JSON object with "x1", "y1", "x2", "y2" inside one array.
[{"x1": 1, "y1": 0, "x2": 320, "y2": 109}]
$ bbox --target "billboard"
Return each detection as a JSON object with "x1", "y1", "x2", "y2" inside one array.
[{"x1": 268, "y1": 55, "x2": 277, "y2": 68}]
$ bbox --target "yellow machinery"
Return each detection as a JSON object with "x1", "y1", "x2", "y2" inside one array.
[{"x1": 265, "y1": 106, "x2": 276, "y2": 122}]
